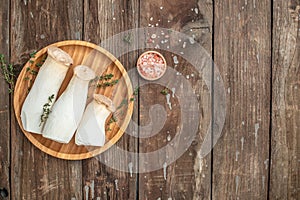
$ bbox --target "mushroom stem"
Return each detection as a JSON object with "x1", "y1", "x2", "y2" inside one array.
[
  {"x1": 21, "y1": 46, "x2": 73, "y2": 134},
  {"x1": 42, "y1": 65, "x2": 95, "y2": 143},
  {"x1": 75, "y1": 94, "x2": 115, "y2": 146}
]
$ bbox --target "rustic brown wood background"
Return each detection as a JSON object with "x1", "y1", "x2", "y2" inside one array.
[{"x1": 0, "y1": 0, "x2": 299, "y2": 199}]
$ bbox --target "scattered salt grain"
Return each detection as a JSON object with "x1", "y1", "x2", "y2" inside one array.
[
  {"x1": 128, "y1": 162, "x2": 133, "y2": 177},
  {"x1": 160, "y1": 6, "x2": 163, "y2": 10},
  {"x1": 166, "y1": 94, "x2": 172, "y2": 110},
  {"x1": 150, "y1": 17, "x2": 153, "y2": 21},
  {"x1": 163, "y1": 162, "x2": 167, "y2": 180},
  {"x1": 189, "y1": 37, "x2": 195, "y2": 44},
  {"x1": 173, "y1": 56, "x2": 179, "y2": 64},
  {"x1": 171, "y1": 88, "x2": 176, "y2": 97},
  {"x1": 167, "y1": 135, "x2": 171, "y2": 141},
  {"x1": 151, "y1": 34, "x2": 157, "y2": 39},
  {"x1": 182, "y1": 42, "x2": 187, "y2": 48},
  {"x1": 114, "y1": 179, "x2": 119, "y2": 191},
  {"x1": 194, "y1": 8, "x2": 199, "y2": 14}
]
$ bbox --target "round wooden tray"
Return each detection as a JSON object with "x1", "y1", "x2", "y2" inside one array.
[{"x1": 14, "y1": 40, "x2": 134, "y2": 160}]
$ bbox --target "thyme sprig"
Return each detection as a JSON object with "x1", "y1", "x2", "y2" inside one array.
[
  {"x1": 97, "y1": 79, "x2": 119, "y2": 88},
  {"x1": 99, "y1": 73, "x2": 114, "y2": 81},
  {"x1": 0, "y1": 54, "x2": 15, "y2": 93},
  {"x1": 130, "y1": 86, "x2": 139, "y2": 102},
  {"x1": 29, "y1": 51, "x2": 37, "y2": 58},
  {"x1": 39, "y1": 94, "x2": 55, "y2": 126},
  {"x1": 106, "y1": 115, "x2": 118, "y2": 132},
  {"x1": 123, "y1": 33, "x2": 133, "y2": 44},
  {"x1": 106, "y1": 86, "x2": 139, "y2": 131},
  {"x1": 94, "y1": 73, "x2": 119, "y2": 88},
  {"x1": 24, "y1": 53, "x2": 46, "y2": 89},
  {"x1": 91, "y1": 73, "x2": 114, "y2": 82}
]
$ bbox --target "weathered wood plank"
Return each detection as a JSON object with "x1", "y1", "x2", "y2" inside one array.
[
  {"x1": 270, "y1": 0, "x2": 300, "y2": 199},
  {"x1": 213, "y1": 0, "x2": 271, "y2": 199},
  {"x1": 139, "y1": 0, "x2": 212, "y2": 199},
  {"x1": 10, "y1": 0, "x2": 83, "y2": 199},
  {"x1": 82, "y1": 0, "x2": 139, "y2": 199},
  {"x1": 0, "y1": 0, "x2": 10, "y2": 199}
]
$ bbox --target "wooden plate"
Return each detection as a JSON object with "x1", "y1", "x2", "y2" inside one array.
[{"x1": 14, "y1": 40, "x2": 134, "y2": 160}]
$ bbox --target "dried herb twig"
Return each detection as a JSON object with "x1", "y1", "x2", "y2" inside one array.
[
  {"x1": 39, "y1": 94, "x2": 55, "y2": 126},
  {"x1": 97, "y1": 79, "x2": 119, "y2": 88},
  {"x1": 0, "y1": 54, "x2": 15, "y2": 93},
  {"x1": 106, "y1": 115, "x2": 118, "y2": 132},
  {"x1": 123, "y1": 33, "x2": 133, "y2": 44}
]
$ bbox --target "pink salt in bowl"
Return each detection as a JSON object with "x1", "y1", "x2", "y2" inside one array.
[{"x1": 136, "y1": 51, "x2": 167, "y2": 81}]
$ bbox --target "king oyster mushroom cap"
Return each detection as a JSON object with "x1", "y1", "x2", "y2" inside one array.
[
  {"x1": 75, "y1": 94, "x2": 115, "y2": 146},
  {"x1": 20, "y1": 47, "x2": 73, "y2": 134},
  {"x1": 42, "y1": 65, "x2": 95, "y2": 143},
  {"x1": 93, "y1": 94, "x2": 116, "y2": 112},
  {"x1": 47, "y1": 46, "x2": 73, "y2": 66},
  {"x1": 74, "y1": 65, "x2": 96, "y2": 80}
]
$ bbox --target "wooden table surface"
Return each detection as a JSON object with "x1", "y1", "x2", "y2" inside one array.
[{"x1": 0, "y1": 0, "x2": 299, "y2": 199}]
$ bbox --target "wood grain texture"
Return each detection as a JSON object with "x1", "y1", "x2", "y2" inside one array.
[
  {"x1": 1, "y1": 0, "x2": 299, "y2": 199},
  {"x1": 82, "y1": 0, "x2": 139, "y2": 199},
  {"x1": 139, "y1": 0, "x2": 212, "y2": 199},
  {"x1": 0, "y1": 0, "x2": 10, "y2": 199},
  {"x1": 213, "y1": 0, "x2": 271, "y2": 199},
  {"x1": 10, "y1": 0, "x2": 83, "y2": 199},
  {"x1": 270, "y1": 0, "x2": 300, "y2": 199}
]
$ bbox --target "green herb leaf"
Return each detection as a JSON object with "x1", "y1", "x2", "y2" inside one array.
[
  {"x1": 160, "y1": 88, "x2": 169, "y2": 95},
  {"x1": 123, "y1": 33, "x2": 133, "y2": 44},
  {"x1": 0, "y1": 54, "x2": 15, "y2": 93},
  {"x1": 29, "y1": 51, "x2": 37, "y2": 58},
  {"x1": 40, "y1": 94, "x2": 55, "y2": 126},
  {"x1": 133, "y1": 87, "x2": 139, "y2": 96},
  {"x1": 97, "y1": 79, "x2": 119, "y2": 88},
  {"x1": 30, "y1": 70, "x2": 38, "y2": 75},
  {"x1": 36, "y1": 63, "x2": 43, "y2": 67}
]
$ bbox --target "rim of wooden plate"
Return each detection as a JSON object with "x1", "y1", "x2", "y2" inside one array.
[{"x1": 13, "y1": 40, "x2": 134, "y2": 160}]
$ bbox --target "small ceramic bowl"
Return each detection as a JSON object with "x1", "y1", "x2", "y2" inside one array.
[{"x1": 136, "y1": 51, "x2": 167, "y2": 81}]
